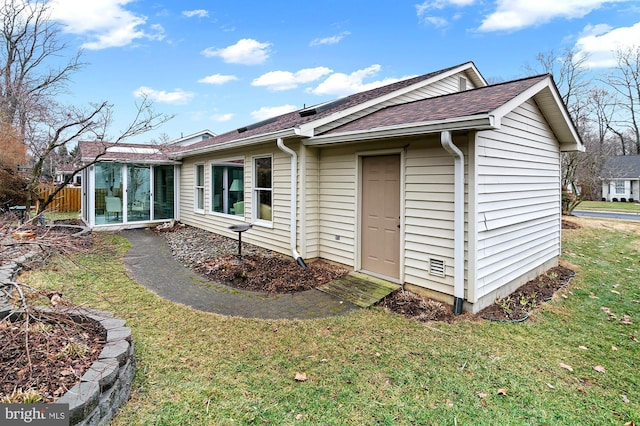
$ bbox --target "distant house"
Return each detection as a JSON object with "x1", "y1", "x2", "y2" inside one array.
[
  {"x1": 600, "y1": 155, "x2": 640, "y2": 202},
  {"x1": 54, "y1": 165, "x2": 82, "y2": 186},
  {"x1": 79, "y1": 61, "x2": 583, "y2": 313}
]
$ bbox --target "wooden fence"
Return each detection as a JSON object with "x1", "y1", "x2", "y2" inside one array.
[{"x1": 38, "y1": 186, "x2": 81, "y2": 213}]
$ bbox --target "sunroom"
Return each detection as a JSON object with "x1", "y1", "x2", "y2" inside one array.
[{"x1": 78, "y1": 142, "x2": 180, "y2": 229}]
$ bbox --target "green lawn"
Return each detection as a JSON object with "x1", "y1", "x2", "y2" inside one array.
[
  {"x1": 577, "y1": 200, "x2": 640, "y2": 213},
  {"x1": 24, "y1": 219, "x2": 640, "y2": 425}
]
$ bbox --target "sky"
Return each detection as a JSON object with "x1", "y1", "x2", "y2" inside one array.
[{"x1": 44, "y1": 0, "x2": 640, "y2": 144}]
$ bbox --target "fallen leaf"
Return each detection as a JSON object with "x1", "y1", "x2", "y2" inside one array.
[
  {"x1": 612, "y1": 345, "x2": 618, "y2": 351},
  {"x1": 601, "y1": 307, "x2": 613, "y2": 315},
  {"x1": 546, "y1": 383, "x2": 555, "y2": 389},
  {"x1": 294, "y1": 372, "x2": 307, "y2": 382},
  {"x1": 577, "y1": 387, "x2": 586, "y2": 394},
  {"x1": 624, "y1": 421, "x2": 634, "y2": 426},
  {"x1": 589, "y1": 293, "x2": 599, "y2": 299},
  {"x1": 613, "y1": 284, "x2": 620, "y2": 288},
  {"x1": 445, "y1": 399, "x2": 453, "y2": 408},
  {"x1": 295, "y1": 414, "x2": 304, "y2": 420},
  {"x1": 593, "y1": 365, "x2": 606, "y2": 373},
  {"x1": 578, "y1": 346, "x2": 588, "y2": 350},
  {"x1": 620, "y1": 315, "x2": 633, "y2": 325},
  {"x1": 611, "y1": 290, "x2": 621, "y2": 295},
  {"x1": 559, "y1": 363, "x2": 574, "y2": 372},
  {"x1": 497, "y1": 388, "x2": 507, "y2": 396},
  {"x1": 621, "y1": 395, "x2": 630, "y2": 404},
  {"x1": 561, "y1": 294, "x2": 568, "y2": 299},
  {"x1": 476, "y1": 392, "x2": 488, "y2": 399}
]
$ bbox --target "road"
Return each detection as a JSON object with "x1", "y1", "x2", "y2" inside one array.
[{"x1": 572, "y1": 210, "x2": 640, "y2": 221}]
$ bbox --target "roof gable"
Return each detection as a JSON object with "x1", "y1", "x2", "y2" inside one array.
[{"x1": 310, "y1": 74, "x2": 583, "y2": 152}]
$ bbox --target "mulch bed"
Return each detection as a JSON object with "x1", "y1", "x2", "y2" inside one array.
[
  {"x1": 0, "y1": 310, "x2": 105, "y2": 403},
  {"x1": 379, "y1": 265, "x2": 575, "y2": 323},
  {"x1": 196, "y1": 254, "x2": 349, "y2": 293}
]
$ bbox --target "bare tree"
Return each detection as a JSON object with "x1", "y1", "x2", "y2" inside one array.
[
  {"x1": 605, "y1": 45, "x2": 640, "y2": 154},
  {"x1": 0, "y1": 0, "x2": 83, "y2": 136},
  {"x1": 0, "y1": 0, "x2": 172, "y2": 215},
  {"x1": 526, "y1": 48, "x2": 594, "y2": 212},
  {"x1": 29, "y1": 95, "x2": 172, "y2": 214}
]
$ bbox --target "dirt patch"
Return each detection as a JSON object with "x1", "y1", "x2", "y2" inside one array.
[
  {"x1": 562, "y1": 219, "x2": 582, "y2": 229},
  {"x1": 378, "y1": 290, "x2": 458, "y2": 323},
  {"x1": 196, "y1": 254, "x2": 349, "y2": 293}
]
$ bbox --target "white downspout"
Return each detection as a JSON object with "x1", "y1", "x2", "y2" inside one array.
[
  {"x1": 277, "y1": 138, "x2": 307, "y2": 267},
  {"x1": 441, "y1": 131, "x2": 464, "y2": 315}
]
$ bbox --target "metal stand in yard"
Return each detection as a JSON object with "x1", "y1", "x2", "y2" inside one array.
[{"x1": 228, "y1": 224, "x2": 252, "y2": 263}]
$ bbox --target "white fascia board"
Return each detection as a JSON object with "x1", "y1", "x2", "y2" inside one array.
[
  {"x1": 304, "y1": 115, "x2": 495, "y2": 146},
  {"x1": 296, "y1": 63, "x2": 486, "y2": 137},
  {"x1": 171, "y1": 128, "x2": 297, "y2": 159}
]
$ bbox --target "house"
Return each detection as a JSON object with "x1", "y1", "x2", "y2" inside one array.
[
  {"x1": 79, "y1": 61, "x2": 583, "y2": 313},
  {"x1": 54, "y1": 164, "x2": 82, "y2": 186},
  {"x1": 600, "y1": 155, "x2": 640, "y2": 202}
]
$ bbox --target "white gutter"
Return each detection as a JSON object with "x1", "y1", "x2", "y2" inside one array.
[
  {"x1": 171, "y1": 128, "x2": 297, "y2": 160},
  {"x1": 305, "y1": 115, "x2": 496, "y2": 146},
  {"x1": 276, "y1": 138, "x2": 307, "y2": 267},
  {"x1": 441, "y1": 131, "x2": 465, "y2": 315}
]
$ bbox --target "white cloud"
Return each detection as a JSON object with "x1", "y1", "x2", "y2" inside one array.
[
  {"x1": 251, "y1": 105, "x2": 298, "y2": 121},
  {"x1": 198, "y1": 74, "x2": 239, "y2": 85},
  {"x1": 201, "y1": 39, "x2": 272, "y2": 65},
  {"x1": 49, "y1": 0, "x2": 164, "y2": 49},
  {"x1": 478, "y1": 0, "x2": 631, "y2": 32},
  {"x1": 182, "y1": 9, "x2": 208, "y2": 18},
  {"x1": 211, "y1": 113, "x2": 234, "y2": 122},
  {"x1": 252, "y1": 67, "x2": 333, "y2": 91},
  {"x1": 308, "y1": 65, "x2": 412, "y2": 97},
  {"x1": 133, "y1": 86, "x2": 195, "y2": 105},
  {"x1": 575, "y1": 22, "x2": 640, "y2": 68},
  {"x1": 415, "y1": 0, "x2": 475, "y2": 26},
  {"x1": 310, "y1": 31, "x2": 351, "y2": 46}
]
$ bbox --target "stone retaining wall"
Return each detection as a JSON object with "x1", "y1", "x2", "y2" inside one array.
[
  {"x1": 1, "y1": 225, "x2": 135, "y2": 426},
  {"x1": 57, "y1": 309, "x2": 135, "y2": 426}
]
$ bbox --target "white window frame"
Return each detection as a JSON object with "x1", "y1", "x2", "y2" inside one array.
[
  {"x1": 252, "y1": 155, "x2": 273, "y2": 226},
  {"x1": 194, "y1": 163, "x2": 205, "y2": 213},
  {"x1": 210, "y1": 158, "x2": 245, "y2": 217},
  {"x1": 615, "y1": 180, "x2": 626, "y2": 195}
]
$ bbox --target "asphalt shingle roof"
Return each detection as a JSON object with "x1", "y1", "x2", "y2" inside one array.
[
  {"x1": 178, "y1": 63, "x2": 470, "y2": 152},
  {"x1": 601, "y1": 155, "x2": 640, "y2": 179},
  {"x1": 319, "y1": 74, "x2": 548, "y2": 135}
]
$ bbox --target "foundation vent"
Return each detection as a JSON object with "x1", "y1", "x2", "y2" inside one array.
[{"x1": 429, "y1": 258, "x2": 446, "y2": 277}]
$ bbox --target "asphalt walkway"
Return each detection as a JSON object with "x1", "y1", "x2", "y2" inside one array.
[{"x1": 122, "y1": 229, "x2": 359, "y2": 320}]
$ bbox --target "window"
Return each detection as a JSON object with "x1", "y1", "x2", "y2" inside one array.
[
  {"x1": 615, "y1": 180, "x2": 625, "y2": 194},
  {"x1": 194, "y1": 164, "x2": 205, "y2": 212},
  {"x1": 253, "y1": 156, "x2": 272, "y2": 222},
  {"x1": 211, "y1": 159, "x2": 244, "y2": 215}
]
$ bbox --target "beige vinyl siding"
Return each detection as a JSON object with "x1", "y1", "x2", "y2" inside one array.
[
  {"x1": 403, "y1": 134, "x2": 467, "y2": 296},
  {"x1": 301, "y1": 145, "x2": 320, "y2": 259},
  {"x1": 318, "y1": 146, "x2": 357, "y2": 265},
  {"x1": 178, "y1": 143, "x2": 296, "y2": 257},
  {"x1": 475, "y1": 99, "x2": 561, "y2": 299},
  {"x1": 316, "y1": 73, "x2": 477, "y2": 135}
]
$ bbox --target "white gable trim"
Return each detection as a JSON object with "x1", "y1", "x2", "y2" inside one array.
[{"x1": 490, "y1": 76, "x2": 583, "y2": 152}]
